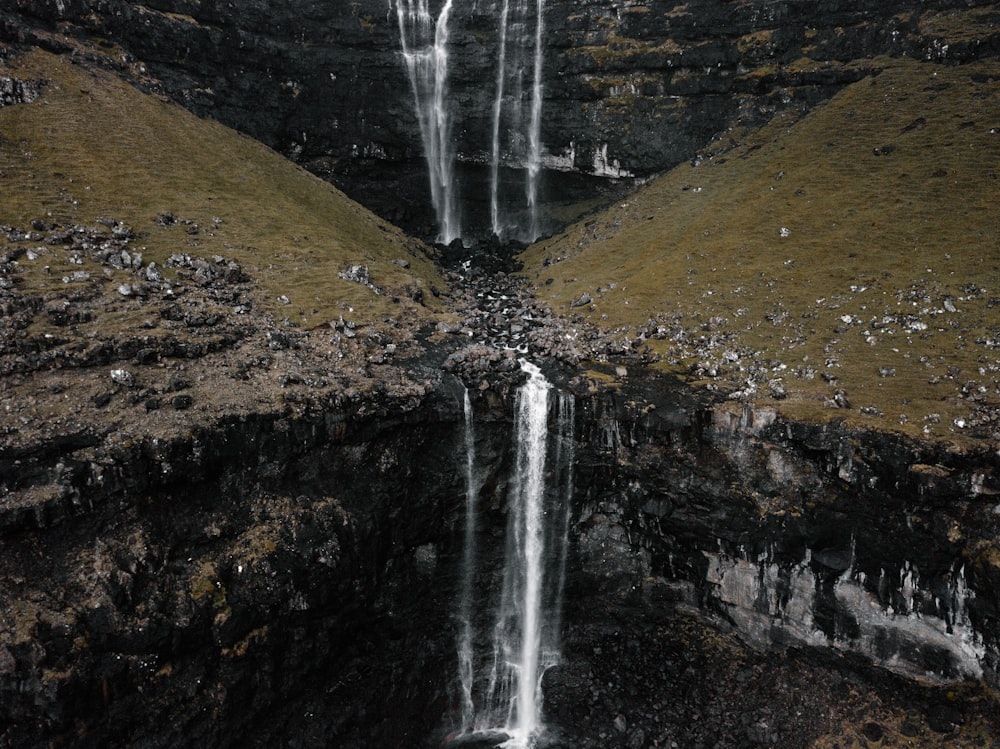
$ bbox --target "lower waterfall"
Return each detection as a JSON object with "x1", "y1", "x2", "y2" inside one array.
[
  {"x1": 457, "y1": 386, "x2": 479, "y2": 730},
  {"x1": 453, "y1": 362, "x2": 575, "y2": 748}
]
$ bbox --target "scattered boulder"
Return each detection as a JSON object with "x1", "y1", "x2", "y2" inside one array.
[
  {"x1": 172, "y1": 394, "x2": 194, "y2": 410},
  {"x1": 110, "y1": 368, "x2": 134, "y2": 387}
]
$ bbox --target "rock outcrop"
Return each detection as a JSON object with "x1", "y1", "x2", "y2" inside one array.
[
  {"x1": 2, "y1": 1, "x2": 1000, "y2": 746},
  {"x1": 2, "y1": 241, "x2": 999, "y2": 744}
]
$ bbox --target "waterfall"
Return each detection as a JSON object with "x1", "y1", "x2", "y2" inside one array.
[
  {"x1": 525, "y1": 0, "x2": 545, "y2": 242},
  {"x1": 547, "y1": 391, "x2": 574, "y2": 649},
  {"x1": 395, "y1": 0, "x2": 460, "y2": 244},
  {"x1": 457, "y1": 387, "x2": 478, "y2": 730},
  {"x1": 488, "y1": 0, "x2": 513, "y2": 241},
  {"x1": 490, "y1": 0, "x2": 546, "y2": 243},
  {"x1": 394, "y1": 0, "x2": 548, "y2": 244},
  {"x1": 454, "y1": 362, "x2": 574, "y2": 748}
]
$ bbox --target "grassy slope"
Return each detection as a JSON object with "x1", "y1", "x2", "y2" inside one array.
[
  {"x1": 523, "y1": 57, "x2": 1000, "y2": 441},
  {"x1": 0, "y1": 48, "x2": 446, "y2": 327}
]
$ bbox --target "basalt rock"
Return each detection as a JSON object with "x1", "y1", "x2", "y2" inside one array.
[
  {"x1": 2, "y1": 340, "x2": 1000, "y2": 747},
  {"x1": 0, "y1": 375, "x2": 483, "y2": 749},
  {"x1": 541, "y1": 368, "x2": 1000, "y2": 747},
  {"x1": 5, "y1": 214, "x2": 998, "y2": 744},
  {"x1": 566, "y1": 376, "x2": 1000, "y2": 679}
]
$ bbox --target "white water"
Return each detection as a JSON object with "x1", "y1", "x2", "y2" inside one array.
[
  {"x1": 488, "y1": 0, "x2": 513, "y2": 241},
  {"x1": 395, "y1": 0, "x2": 460, "y2": 244},
  {"x1": 489, "y1": 0, "x2": 547, "y2": 243},
  {"x1": 455, "y1": 362, "x2": 574, "y2": 748},
  {"x1": 457, "y1": 387, "x2": 478, "y2": 729},
  {"x1": 525, "y1": 0, "x2": 545, "y2": 242},
  {"x1": 395, "y1": 0, "x2": 547, "y2": 243}
]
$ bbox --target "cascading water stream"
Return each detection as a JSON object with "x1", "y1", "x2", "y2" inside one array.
[
  {"x1": 488, "y1": 362, "x2": 549, "y2": 744},
  {"x1": 489, "y1": 0, "x2": 547, "y2": 243},
  {"x1": 525, "y1": 0, "x2": 545, "y2": 242},
  {"x1": 457, "y1": 387, "x2": 478, "y2": 730},
  {"x1": 454, "y1": 362, "x2": 574, "y2": 748},
  {"x1": 488, "y1": 0, "x2": 513, "y2": 241},
  {"x1": 394, "y1": 0, "x2": 547, "y2": 243},
  {"x1": 395, "y1": 0, "x2": 460, "y2": 244}
]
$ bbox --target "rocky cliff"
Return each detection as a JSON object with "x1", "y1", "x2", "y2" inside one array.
[
  {"x1": 4, "y1": 0, "x2": 999, "y2": 237},
  {"x1": 3, "y1": 332, "x2": 999, "y2": 747},
  {"x1": 551, "y1": 370, "x2": 1000, "y2": 747},
  {"x1": 0, "y1": 217, "x2": 998, "y2": 747}
]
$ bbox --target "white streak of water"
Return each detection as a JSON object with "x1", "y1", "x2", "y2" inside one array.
[
  {"x1": 525, "y1": 0, "x2": 545, "y2": 241},
  {"x1": 457, "y1": 387, "x2": 478, "y2": 731},
  {"x1": 489, "y1": 0, "x2": 513, "y2": 240},
  {"x1": 456, "y1": 361, "x2": 573, "y2": 748},
  {"x1": 547, "y1": 392, "x2": 575, "y2": 650},
  {"x1": 396, "y1": 0, "x2": 460, "y2": 244},
  {"x1": 489, "y1": 0, "x2": 546, "y2": 243}
]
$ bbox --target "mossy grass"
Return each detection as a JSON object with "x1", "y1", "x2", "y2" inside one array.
[
  {"x1": 522, "y1": 57, "x2": 1000, "y2": 442},
  {"x1": 0, "y1": 48, "x2": 446, "y2": 329}
]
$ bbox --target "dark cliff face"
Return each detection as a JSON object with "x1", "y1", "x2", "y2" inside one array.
[
  {"x1": 3, "y1": 365, "x2": 999, "y2": 748},
  {"x1": 569, "y1": 376, "x2": 1000, "y2": 678},
  {"x1": 0, "y1": 376, "x2": 478, "y2": 748},
  {"x1": 4, "y1": 0, "x2": 998, "y2": 239}
]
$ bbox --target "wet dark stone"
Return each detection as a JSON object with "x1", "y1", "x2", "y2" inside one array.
[
  {"x1": 168, "y1": 375, "x2": 190, "y2": 392},
  {"x1": 171, "y1": 394, "x2": 193, "y2": 410},
  {"x1": 862, "y1": 721, "x2": 884, "y2": 741},
  {"x1": 926, "y1": 703, "x2": 963, "y2": 733},
  {"x1": 135, "y1": 347, "x2": 158, "y2": 364}
]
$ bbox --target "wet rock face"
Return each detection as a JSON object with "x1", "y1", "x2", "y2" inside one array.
[
  {"x1": 545, "y1": 379, "x2": 1000, "y2": 746},
  {"x1": 568, "y1": 382, "x2": 1000, "y2": 688},
  {"x1": 5, "y1": 0, "x2": 997, "y2": 237}
]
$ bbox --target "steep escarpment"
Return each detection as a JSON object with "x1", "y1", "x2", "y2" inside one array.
[
  {"x1": 543, "y1": 0, "x2": 1000, "y2": 178},
  {"x1": 4, "y1": 348, "x2": 1000, "y2": 748},
  {"x1": 3, "y1": 0, "x2": 998, "y2": 237},
  {"x1": 571, "y1": 378, "x2": 1000, "y2": 678},
  {"x1": 0, "y1": 374, "x2": 480, "y2": 748},
  {"x1": 544, "y1": 369, "x2": 1000, "y2": 747}
]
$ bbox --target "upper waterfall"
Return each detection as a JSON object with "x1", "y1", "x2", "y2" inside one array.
[
  {"x1": 395, "y1": 0, "x2": 547, "y2": 245},
  {"x1": 395, "y1": 0, "x2": 461, "y2": 244},
  {"x1": 490, "y1": 0, "x2": 546, "y2": 243}
]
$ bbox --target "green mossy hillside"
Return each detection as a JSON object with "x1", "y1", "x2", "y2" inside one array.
[
  {"x1": 522, "y1": 58, "x2": 1000, "y2": 442},
  {"x1": 0, "y1": 48, "x2": 446, "y2": 328}
]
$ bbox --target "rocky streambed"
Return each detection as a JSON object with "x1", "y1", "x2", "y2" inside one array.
[{"x1": 2, "y1": 221, "x2": 1000, "y2": 748}]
